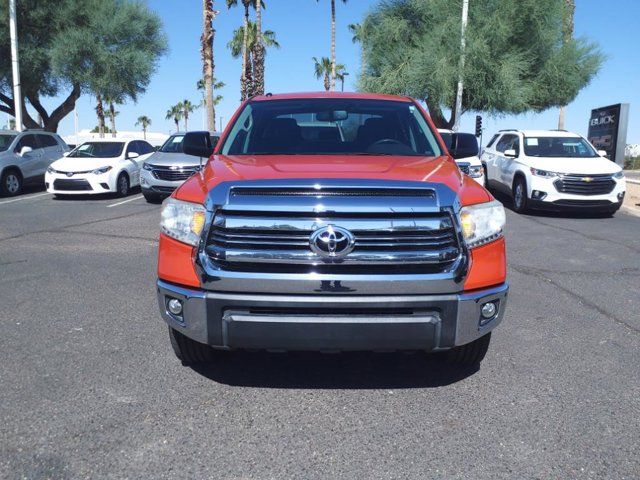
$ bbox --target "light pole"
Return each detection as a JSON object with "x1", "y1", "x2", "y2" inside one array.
[
  {"x1": 453, "y1": 0, "x2": 469, "y2": 132},
  {"x1": 341, "y1": 72, "x2": 350, "y2": 92},
  {"x1": 9, "y1": 0, "x2": 23, "y2": 131}
]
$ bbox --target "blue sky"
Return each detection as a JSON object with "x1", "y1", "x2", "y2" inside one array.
[{"x1": 16, "y1": 0, "x2": 640, "y2": 144}]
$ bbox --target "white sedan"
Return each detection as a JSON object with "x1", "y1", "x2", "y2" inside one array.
[{"x1": 46, "y1": 139, "x2": 155, "y2": 197}]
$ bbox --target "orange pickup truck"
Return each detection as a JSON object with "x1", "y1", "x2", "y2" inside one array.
[{"x1": 156, "y1": 92, "x2": 507, "y2": 366}]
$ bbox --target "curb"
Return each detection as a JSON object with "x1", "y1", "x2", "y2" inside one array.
[
  {"x1": 621, "y1": 205, "x2": 640, "y2": 217},
  {"x1": 626, "y1": 178, "x2": 640, "y2": 185}
]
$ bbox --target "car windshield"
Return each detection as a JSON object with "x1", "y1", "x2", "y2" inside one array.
[
  {"x1": 523, "y1": 136, "x2": 599, "y2": 158},
  {"x1": 220, "y1": 99, "x2": 442, "y2": 156},
  {"x1": 0, "y1": 134, "x2": 17, "y2": 152},
  {"x1": 159, "y1": 134, "x2": 185, "y2": 153},
  {"x1": 69, "y1": 142, "x2": 124, "y2": 158}
]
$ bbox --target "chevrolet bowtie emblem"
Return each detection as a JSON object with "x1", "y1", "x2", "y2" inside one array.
[{"x1": 582, "y1": 177, "x2": 593, "y2": 183}]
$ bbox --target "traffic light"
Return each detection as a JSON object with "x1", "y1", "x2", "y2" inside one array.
[{"x1": 475, "y1": 115, "x2": 482, "y2": 137}]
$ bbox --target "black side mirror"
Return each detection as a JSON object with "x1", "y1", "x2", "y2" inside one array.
[
  {"x1": 182, "y1": 131, "x2": 214, "y2": 158},
  {"x1": 449, "y1": 132, "x2": 479, "y2": 159}
]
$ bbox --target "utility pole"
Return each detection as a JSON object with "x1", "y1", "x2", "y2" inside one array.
[
  {"x1": 9, "y1": 0, "x2": 23, "y2": 132},
  {"x1": 453, "y1": 0, "x2": 469, "y2": 132}
]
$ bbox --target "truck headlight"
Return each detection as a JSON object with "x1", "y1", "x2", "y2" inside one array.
[
  {"x1": 92, "y1": 166, "x2": 112, "y2": 175},
  {"x1": 459, "y1": 200, "x2": 506, "y2": 248},
  {"x1": 530, "y1": 167, "x2": 558, "y2": 178},
  {"x1": 468, "y1": 165, "x2": 484, "y2": 178},
  {"x1": 160, "y1": 198, "x2": 206, "y2": 246}
]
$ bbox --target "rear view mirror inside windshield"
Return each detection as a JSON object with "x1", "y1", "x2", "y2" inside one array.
[{"x1": 316, "y1": 110, "x2": 348, "y2": 122}]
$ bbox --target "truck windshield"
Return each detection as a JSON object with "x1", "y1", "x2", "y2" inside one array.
[
  {"x1": 69, "y1": 142, "x2": 125, "y2": 158},
  {"x1": 523, "y1": 136, "x2": 599, "y2": 158},
  {"x1": 0, "y1": 134, "x2": 16, "y2": 152},
  {"x1": 220, "y1": 99, "x2": 442, "y2": 156}
]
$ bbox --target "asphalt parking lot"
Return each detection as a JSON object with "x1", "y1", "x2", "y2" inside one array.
[{"x1": 1, "y1": 188, "x2": 639, "y2": 479}]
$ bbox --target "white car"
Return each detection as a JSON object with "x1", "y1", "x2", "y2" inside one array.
[
  {"x1": 481, "y1": 129, "x2": 625, "y2": 215},
  {"x1": 46, "y1": 139, "x2": 155, "y2": 197},
  {"x1": 438, "y1": 129, "x2": 485, "y2": 185}
]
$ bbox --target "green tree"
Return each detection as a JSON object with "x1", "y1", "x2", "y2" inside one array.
[
  {"x1": 135, "y1": 116, "x2": 152, "y2": 139},
  {"x1": 0, "y1": 0, "x2": 166, "y2": 132},
  {"x1": 316, "y1": 0, "x2": 348, "y2": 91},
  {"x1": 226, "y1": 0, "x2": 265, "y2": 100},
  {"x1": 359, "y1": 0, "x2": 604, "y2": 128},
  {"x1": 558, "y1": 0, "x2": 576, "y2": 129},
  {"x1": 197, "y1": 78, "x2": 224, "y2": 121},
  {"x1": 104, "y1": 97, "x2": 120, "y2": 138},
  {"x1": 348, "y1": 22, "x2": 365, "y2": 78},
  {"x1": 227, "y1": 21, "x2": 279, "y2": 96},
  {"x1": 166, "y1": 105, "x2": 183, "y2": 132},
  {"x1": 313, "y1": 57, "x2": 345, "y2": 91},
  {"x1": 181, "y1": 100, "x2": 197, "y2": 131}
]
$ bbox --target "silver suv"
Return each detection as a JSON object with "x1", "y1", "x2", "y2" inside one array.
[
  {"x1": 0, "y1": 130, "x2": 69, "y2": 196},
  {"x1": 140, "y1": 131, "x2": 219, "y2": 203}
]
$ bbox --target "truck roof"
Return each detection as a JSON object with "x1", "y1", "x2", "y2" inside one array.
[{"x1": 250, "y1": 91, "x2": 413, "y2": 103}]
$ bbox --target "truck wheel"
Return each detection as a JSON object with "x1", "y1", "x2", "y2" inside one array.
[
  {"x1": 1, "y1": 169, "x2": 23, "y2": 196},
  {"x1": 143, "y1": 191, "x2": 164, "y2": 204},
  {"x1": 512, "y1": 177, "x2": 528, "y2": 213},
  {"x1": 447, "y1": 332, "x2": 492, "y2": 366},
  {"x1": 168, "y1": 326, "x2": 216, "y2": 364}
]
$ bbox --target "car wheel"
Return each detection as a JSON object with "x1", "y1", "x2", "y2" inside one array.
[
  {"x1": 116, "y1": 173, "x2": 130, "y2": 197},
  {"x1": 168, "y1": 326, "x2": 217, "y2": 364},
  {"x1": 446, "y1": 332, "x2": 491, "y2": 366},
  {"x1": 1, "y1": 169, "x2": 22, "y2": 197},
  {"x1": 143, "y1": 191, "x2": 164, "y2": 204},
  {"x1": 512, "y1": 177, "x2": 528, "y2": 213}
]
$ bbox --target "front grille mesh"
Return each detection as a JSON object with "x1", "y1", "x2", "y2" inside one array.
[
  {"x1": 554, "y1": 174, "x2": 615, "y2": 196},
  {"x1": 53, "y1": 179, "x2": 93, "y2": 191}
]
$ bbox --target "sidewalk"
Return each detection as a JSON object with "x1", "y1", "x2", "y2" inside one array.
[{"x1": 625, "y1": 169, "x2": 640, "y2": 182}]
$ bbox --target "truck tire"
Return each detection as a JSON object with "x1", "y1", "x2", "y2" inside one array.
[
  {"x1": 447, "y1": 332, "x2": 491, "y2": 366},
  {"x1": 143, "y1": 191, "x2": 164, "y2": 204},
  {"x1": 168, "y1": 326, "x2": 216, "y2": 364},
  {"x1": 1, "y1": 169, "x2": 23, "y2": 196},
  {"x1": 512, "y1": 176, "x2": 529, "y2": 213}
]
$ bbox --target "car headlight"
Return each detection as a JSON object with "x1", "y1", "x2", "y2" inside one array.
[
  {"x1": 459, "y1": 200, "x2": 506, "y2": 248},
  {"x1": 613, "y1": 171, "x2": 624, "y2": 179},
  {"x1": 47, "y1": 166, "x2": 56, "y2": 174},
  {"x1": 160, "y1": 198, "x2": 207, "y2": 246},
  {"x1": 468, "y1": 165, "x2": 484, "y2": 178},
  {"x1": 92, "y1": 166, "x2": 112, "y2": 175},
  {"x1": 143, "y1": 163, "x2": 154, "y2": 171},
  {"x1": 530, "y1": 167, "x2": 558, "y2": 178}
]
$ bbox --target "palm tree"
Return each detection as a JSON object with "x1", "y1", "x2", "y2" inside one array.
[
  {"x1": 252, "y1": 0, "x2": 265, "y2": 96},
  {"x1": 201, "y1": 0, "x2": 219, "y2": 131},
  {"x1": 135, "y1": 116, "x2": 152, "y2": 140},
  {"x1": 226, "y1": 0, "x2": 265, "y2": 100},
  {"x1": 335, "y1": 65, "x2": 348, "y2": 91},
  {"x1": 228, "y1": 21, "x2": 279, "y2": 96},
  {"x1": 313, "y1": 56, "x2": 345, "y2": 91},
  {"x1": 165, "y1": 104, "x2": 183, "y2": 132},
  {"x1": 348, "y1": 22, "x2": 365, "y2": 78},
  {"x1": 316, "y1": 0, "x2": 348, "y2": 91},
  {"x1": 95, "y1": 94, "x2": 106, "y2": 138},
  {"x1": 181, "y1": 100, "x2": 197, "y2": 131},
  {"x1": 197, "y1": 78, "x2": 224, "y2": 129},
  {"x1": 104, "y1": 97, "x2": 120, "y2": 138}
]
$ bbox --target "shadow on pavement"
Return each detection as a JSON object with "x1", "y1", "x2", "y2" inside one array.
[{"x1": 190, "y1": 351, "x2": 479, "y2": 389}]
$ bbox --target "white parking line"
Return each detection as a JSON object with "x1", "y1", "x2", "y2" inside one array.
[
  {"x1": 0, "y1": 192, "x2": 50, "y2": 205},
  {"x1": 107, "y1": 195, "x2": 144, "y2": 208}
]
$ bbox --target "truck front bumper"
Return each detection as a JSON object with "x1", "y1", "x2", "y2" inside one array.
[{"x1": 157, "y1": 280, "x2": 508, "y2": 351}]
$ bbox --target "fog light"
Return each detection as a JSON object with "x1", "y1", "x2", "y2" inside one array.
[
  {"x1": 532, "y1": 190, "x2": 547, "y2": 200},
  {"x1": 481, "y1": 301, "x2": 497, "y2": 319},
  {"x1": 167, "y1": 298, "x2": 183, "y2": 316},
  {"x1": 618, "y1": 192, "x2": 625, "y2": 201}
]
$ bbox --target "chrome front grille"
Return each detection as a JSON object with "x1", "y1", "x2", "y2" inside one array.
[
  {"x1": 554, "y1": 174, "x2": 615, "y2": 196},
  {"x1": 151, "y1": 165, "x2": 199, "y2": 182},
  {"x1": 206, "y1": 211, "x2": 461, "y2": 274}
]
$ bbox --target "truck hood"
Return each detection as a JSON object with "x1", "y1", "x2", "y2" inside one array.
[
  {"x1": 144, "y1": 151, "x2": 202, "y2": 168},
  {"x1": 527, "y1": 156, "x2": 622, "y2": 175},
  {"x1": 175, "y1": 154, "x2": 492, "y2": 207}
]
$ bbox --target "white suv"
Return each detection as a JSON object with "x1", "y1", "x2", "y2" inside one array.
[
  {"x1": 438, "y1": 129, "x2": 485, "y2": 185},
  {"x1": 481, "y1": 130, "x2": 625, "y2": 215}
]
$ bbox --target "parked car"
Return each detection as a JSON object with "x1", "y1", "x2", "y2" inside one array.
[
  {"x1": 140, "y1": 131, "x2": 219, "y2": 204},
  {"x1": 0, "y1": 129, "x2": 69, "y2": 196},
  {"x1": 481, "y1": 129, "x2": 626, "y2": 215},
  {"x1": 45, "y1": 139, "x2": 154, "y2": 197},
  {"x1": 156, "y1": 92, "x2": 508, "y2": 367},
  {"x1": 438, "y1": 129, "x2": 485, "y2": 185}
]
